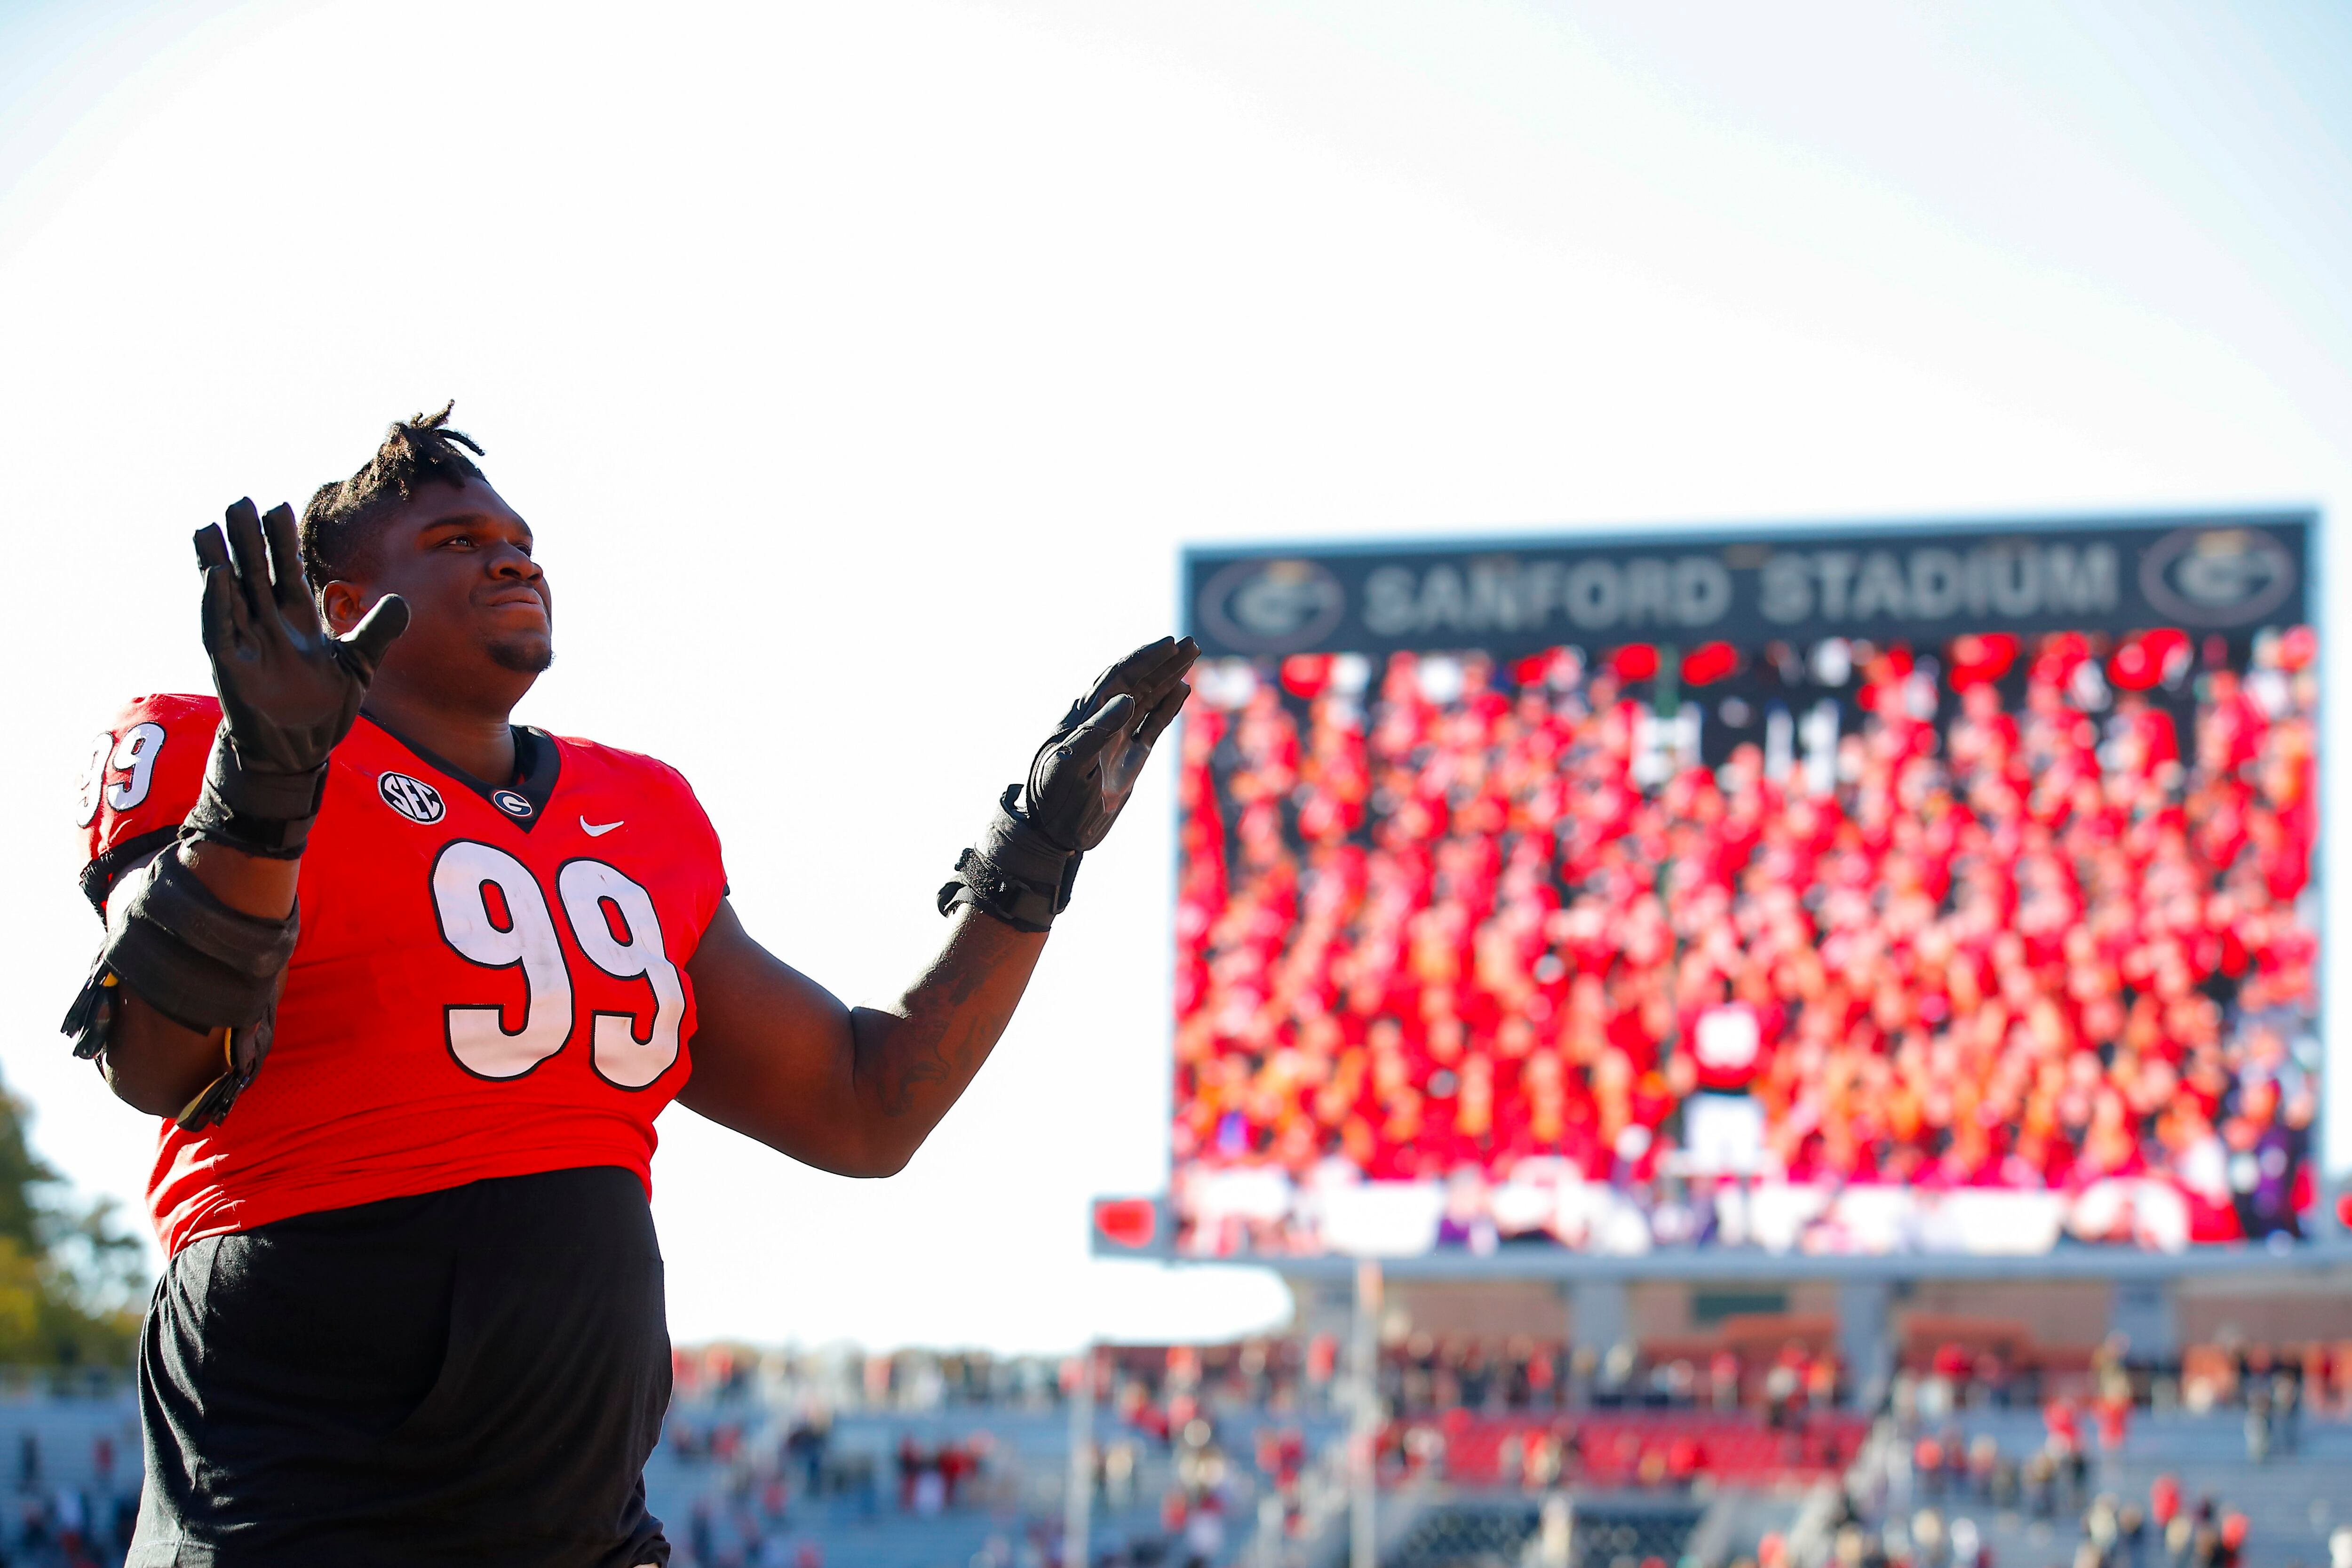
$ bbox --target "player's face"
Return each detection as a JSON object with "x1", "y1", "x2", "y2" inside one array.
[{"x1": 323, "y1": 476, "x2": 555, "y2": 695}]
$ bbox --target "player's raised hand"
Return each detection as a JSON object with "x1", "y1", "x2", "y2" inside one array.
[
  {"x1": 1043, "y1": 636, "x2": 1200, "y2": 745},
  {"x1": 194, "y1": 498, "x2": 408, "y2": 776},
  {"x1": 1024, "y1": 636, "x2": 1197, "y2": 851},
  {"x1": 938, "y1": 636, "x2": 1198, "y2": 931}
]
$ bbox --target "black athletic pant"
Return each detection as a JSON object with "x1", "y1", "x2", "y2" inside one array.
[{"x1": 130, "y1": 1165, "x2": 672, "y2": 1567}]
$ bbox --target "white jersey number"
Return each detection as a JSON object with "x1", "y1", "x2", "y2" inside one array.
[
  {"x1": 558, "y1": 859, "x2": 687, "y2": 1089},
  {"x1": 429, "y1": 842, "x2": 683, "y2": 1086},
  {"x1": 432, "y1": 842, "x2": 575, "y2": 1078},
  {"x1": 78, "y1": 722, "x2": 167, "y2": 827}
]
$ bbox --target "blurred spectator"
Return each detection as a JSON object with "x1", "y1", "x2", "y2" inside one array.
[{"x1": 1175, "y1": 628, "x2": 2321, "y2": 1254}]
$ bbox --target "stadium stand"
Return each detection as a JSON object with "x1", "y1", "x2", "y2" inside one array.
[
  {"x1": 654, "y1": 1406, "x2": 1194, "y2": 1568},
  {"x1": 0, "y1": 1385, "x2": 142, "y2": 1561},
  {"x1": 8, "y1": 1335, "x2": 2352, "y2": 1568},
  {"x1": 1386, "y1": 1410, "x2": 1867, "y2": 1490},
  {"x1": 1843, "y1": 1404, "x2": 2352, "y2": 1568}
]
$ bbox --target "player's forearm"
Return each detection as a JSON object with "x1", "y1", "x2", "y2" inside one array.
[
  {"x1": 98, "y1": 842, "x2": 299, "y2": 1117},
  {"x1": 679, "y1": 902, "x2": 1044, "y2": 1177},
  {"x1": 179, "y1": 840, "x2": 300, "y2": 920},
  {"x1": 103, "y1": 997, "x2": 237, "y2": 1118},
  {"x1": 681, "y1": 638, "x2": 1188, "y2": 1171},
  {"x1": 845, "y1": 907, "x2": 1048, "y2": 1165}
]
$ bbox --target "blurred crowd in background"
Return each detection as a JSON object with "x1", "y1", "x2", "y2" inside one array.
[
  {"x1": 667, "y1": 1333, "x2": 2352, "y2": 1431},
  {"x1": 657, "y1": 1331, "x2": 2352, "y2": 1568},
  {"x1": 5, "y1": 1333, "x2": 2344, "y2": 1568},
  {"x1": 1829, "y1": 1470, "x2": 2266, "y2": 1568},
  {"x1": 1174, "y1": 626, "x2": 2320, "y2": 1257},
  {"x1": 0, "y1": 1425, "x2": 139, "y2": 1568},
  {"x1": 1828, "y1": 1369, "x2": 2341, "y2": 1568}
]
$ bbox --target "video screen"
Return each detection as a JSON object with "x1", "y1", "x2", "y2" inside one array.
[{"x1": 1172, "y1": 519, "x2": 2318, "y2": 1258}]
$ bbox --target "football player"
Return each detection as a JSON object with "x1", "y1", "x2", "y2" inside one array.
[{"x1": 65, "y1": 406, "x2": 1195, "y2": 1565}]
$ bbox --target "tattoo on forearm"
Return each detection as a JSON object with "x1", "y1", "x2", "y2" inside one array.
[
  {"x1": 875, "y1": 1002, "x2": 1018, "y2": 1117},
  {"x1": 877, "y1": 1040, "x2": 949, "y2": 1117},
  {"x1": 869, "y1": 944, "x2": 1023, "y2": 1118}
]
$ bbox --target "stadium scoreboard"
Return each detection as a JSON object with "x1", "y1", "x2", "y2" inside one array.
[{"x1": 1125, "y1": 513, "x2": 2321, "y2": 1268}]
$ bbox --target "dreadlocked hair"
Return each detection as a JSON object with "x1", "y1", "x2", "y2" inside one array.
[{"x1": 299, "y1": 402, "x2": 486, "y2": 589}]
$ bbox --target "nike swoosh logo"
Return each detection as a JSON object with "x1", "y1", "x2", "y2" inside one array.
[{"x1": 581, "y1": 818, "x2": 624, "y2": 837}]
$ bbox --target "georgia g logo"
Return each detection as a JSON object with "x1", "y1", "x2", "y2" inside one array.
[
  {"x1": 379, "y1": 772, "x2": 446, "y2": 824},
  {"x1": 2139, "y1": 527, "x2": 2298, "y2": 627},
  {"x1": 1195, "y1": 558, "x2": 1346, "y2": 654}
]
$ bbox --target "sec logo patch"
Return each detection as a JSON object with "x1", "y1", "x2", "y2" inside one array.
[{"x1": 379, "y1": 772, "x2": 446, "y2": 824}]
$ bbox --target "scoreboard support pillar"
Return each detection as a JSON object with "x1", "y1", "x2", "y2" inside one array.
[
  {"x1": 1065, "y1": 1342, "x2": 1095, "y2": 1568},
  {"x1": 1836, "y1": 1280, "x2": 1894, "y2": 1411},
  {"x1": 2110, "y1": 1280, "x2": 2177, "y2": 1360},
  {"x1": 1567, "y1": 1280, "x2": 1629, "y2": 1361},
  {"x1": 1350, "y1": 1260, "x2": 1383, "y2": 1568}
]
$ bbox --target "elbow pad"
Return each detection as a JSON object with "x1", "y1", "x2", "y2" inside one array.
[{"x1": 61, "y1": 848, "x2": 298, "y2": 1128}]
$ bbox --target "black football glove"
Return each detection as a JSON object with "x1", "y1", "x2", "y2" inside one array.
[
  {"x1": 940, "y1": 636, "x2": 1198, "y2": 931},
  {"x1": 1024, "y1": 636, "x2": 1197, "y2": 851},
  {"x1": 183, "y1": 498, "x2": 408, "y2": 857}
]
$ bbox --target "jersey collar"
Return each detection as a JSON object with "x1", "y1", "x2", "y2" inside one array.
[{"x1": 362, "y1": 716, "x2": 563, "y2": 833}]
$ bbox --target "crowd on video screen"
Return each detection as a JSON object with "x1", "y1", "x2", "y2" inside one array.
[{"x1": 1171, "y1": 622, "x2": 2320, "y2": 1256}]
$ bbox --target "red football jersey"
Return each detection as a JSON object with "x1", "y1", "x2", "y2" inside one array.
[{"x1": 75, "y1": 694, "x2": 729, "y2": 1255}]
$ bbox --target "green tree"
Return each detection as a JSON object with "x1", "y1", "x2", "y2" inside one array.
[{"x1": 0, "y1": 1076, "x2": 144, "y2": 1368}]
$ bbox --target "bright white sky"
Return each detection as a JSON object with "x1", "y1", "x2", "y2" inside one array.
[{"x1": 0, "y1": 0, "x2": 2347, "y2": 1352}]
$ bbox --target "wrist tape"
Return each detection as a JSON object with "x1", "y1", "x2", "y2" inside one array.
[
  {"x1": 938, "y1": 785, "x2": 1081, "y2": 934},
  {"x1": 179, "y1": 730, "x2": 327, "y2": 860}
]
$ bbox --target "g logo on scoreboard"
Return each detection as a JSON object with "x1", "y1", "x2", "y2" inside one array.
[
  {"x1": 379, "y1": 772, "x2": 447, "y2": 824},
  {"x1": 1196, "y1": 558, "x2": 1346, "y2": 654},
  {"x1": 2139, "y1": 527, "x2": 2297, "y2": 627}
]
